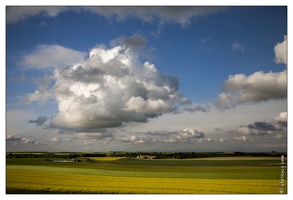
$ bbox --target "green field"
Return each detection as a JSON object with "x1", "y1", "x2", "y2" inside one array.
[{"x1": 6, "y1": 157, "x2": 287, "y2": 194}]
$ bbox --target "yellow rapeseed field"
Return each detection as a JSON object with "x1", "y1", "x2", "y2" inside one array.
[
  {"x1": 88, "y1": 157, "x2": 124, "y2": 162},
  {"x1": 6, "y1": 167, "x2": 286, "y2": 194}
]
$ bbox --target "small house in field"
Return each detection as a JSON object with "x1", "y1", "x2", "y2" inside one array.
[{"x1": 137, "y1": 155, "x2": 156, "y2": 159}]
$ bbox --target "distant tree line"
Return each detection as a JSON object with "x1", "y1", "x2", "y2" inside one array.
[
  {"x1": 133, "y1": 151, "x2": 286, "y2": 159},
  {"x1": 6, "y1": 151, "x2": 286, "y2": 159}
]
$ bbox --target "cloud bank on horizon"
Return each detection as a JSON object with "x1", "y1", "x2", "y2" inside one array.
[{"x1": 6, "y1": 6, "x2": 287, "y2": 152}]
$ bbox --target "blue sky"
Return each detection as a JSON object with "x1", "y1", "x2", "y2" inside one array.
[{"x1": 5, "y1": 5, "x2": 288, "y2": 152}]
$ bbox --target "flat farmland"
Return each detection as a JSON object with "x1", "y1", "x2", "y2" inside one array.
[{"x1": 6, "y1": 157, "x2": 287, "y2": 194}]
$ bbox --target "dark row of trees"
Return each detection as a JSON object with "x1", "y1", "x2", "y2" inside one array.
[{"x1": 6, "y1": 151, "x2": 286, "y2": 159}]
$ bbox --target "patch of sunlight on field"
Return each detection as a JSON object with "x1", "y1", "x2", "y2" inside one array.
[
  {"x1": 6, "y1": 168, "x2": 286, "y2": 194},
  {"x1": 88, "y1": 157, "x2": 124, "y2": 161}
]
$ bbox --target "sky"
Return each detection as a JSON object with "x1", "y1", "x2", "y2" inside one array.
[{"x1": 5, "y1": 5, "x2": 288, "y2": 153}]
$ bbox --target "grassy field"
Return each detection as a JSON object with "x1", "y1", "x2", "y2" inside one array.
[{"x1": 6, "y1": 156, "x2": 287, "y2": 194}]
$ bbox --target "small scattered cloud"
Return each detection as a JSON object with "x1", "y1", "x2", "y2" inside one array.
[
  {"x1": 179, "y1": 97, "x2": 192, "y2": 105},
  {"x1": 38, "y1": 21, "x2": 48, "y2": 27},
  {"x1": 146, "y1": 130, "x2": 169, "y2": 136},
  {"x1": 10, "y1": 73, "x2": 27, "y2": 82},
  {"x1": 237, "y1": 123, "x2": 280, "y2": 136},
  {"x1": 219, "y1": 138, "x2": 227, "y2": 142},
  {"x1": 6, "y1": 135, "x2": 36, "y2": 144},
  {"x1": 110, "y1": 35, "x2": 147, "y2": 50},
  {"x1": 27, "y1": 90, "x2": 52, "y2": 104},
  {"x1": 200, "y1": 37, "x2": 210, "y2": 45},
  {"x1": 120, "y1": 135, "x2": 152, "y2": 144},
  {"x1": 83, "y1": 141, "x2": 94, "y2": 145},
  {"x1": 231, "y1": 41, "x2": 245, "y2": 52},
  {"x1": 6, "y1": 135, "x2": 22, "y2": 142},
  {"x1": 21, "y1": 138, "x2": 36, "y2": 144},
  {"x1": 31, "y1": 75, "x2": 53, "y2": 92},
  {"x1": 28, "y1": 116, "x2": 48, "y2": 126},
  {"x1": 232, "y1": 111, "x2": 286, "y2": 137},
  {"x1": 74, "y1": 132, "x2": 114, "y2": 140},
  {"x1": 199, "y1": 37, "x2": 213, "y2": 51},
  {"x1": 51, "y1": 137, "x2": 61, "y2": 145},
  {"x1": 146, "y1": 128, "x2": 205, "y2": 144},
  {"x1": 198, "y1": 138, "x2": 213, "y2": 143},
  {"x1": 273, "y1": 111, "x2": 287, "y2": 127},
  {"x1": 21, "y1": 44, "x2": 86, "y2": 69},
  {"x1": 274, "y1": 134, "x2": 283, "y2": 139},
  {"x1": 35, "y1": 141, "x2": 48, "y2": 145},
  {"x1": 274, "y1": 35, "x2": 287, "y2": 65},
  {"x1": 234, "y1": 136, "x2": 248, "y2": 142},
  {"x1": 177, "y1": 128, "x2": 205, "y2": 139},
  {"x1": 184, "y1": 104, "x2": 207, "y2": 113}
]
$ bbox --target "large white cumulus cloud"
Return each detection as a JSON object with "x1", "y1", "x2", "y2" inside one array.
[{"x1": 27, "y1": 36, "x2": 185, "y2": 131}]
